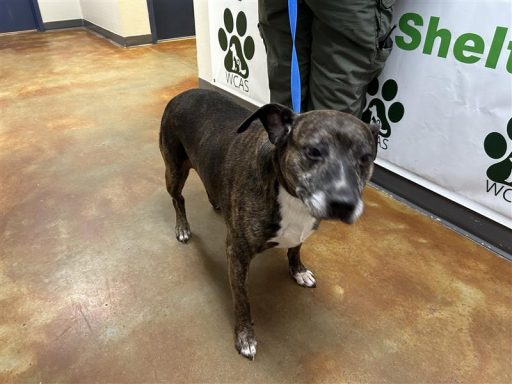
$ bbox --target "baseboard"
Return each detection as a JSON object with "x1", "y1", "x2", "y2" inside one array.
[
  {"x1": 39, "y1": 18, "x2": 152, "y2": 47},
  {"x1": 198, "y1": 78, "x2": 511, "y2": 260},
  {"x1": 371, "y1": 165, "x2": 511, "y2": 259},
  {"x1": 9, "y1": 16, "x2": 152, "y2": 47},
  {"x1": 43, "y1": 19, "x2": 83, "y2": 30},
  {"x1": 82, "y1": 20, "x2": 122, "y2": 46},
  {"x1": 125, "y1": 34, "x2": 153, "y2": 47}
]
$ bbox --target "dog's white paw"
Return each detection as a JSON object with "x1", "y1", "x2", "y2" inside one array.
[
  {"x1": 175, "y1": 225, "x2": 191, "y2": 243},
  {"x1": 235, "y1": 332, "x2": 257, "y2": 360},
  {"x1": 292, "y1": 269, "x2": 316, "y2": 288},
  {"x1": 239, "y1": 341, "x2": 257, "y2": 360}
]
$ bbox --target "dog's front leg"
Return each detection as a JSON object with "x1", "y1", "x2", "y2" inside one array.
[
  {"x1": 288, "y1": 244, "x2": 316, "y2": 288},
  {"x1": 226, "y1": 236, "x2": 257, "y2": 360}
]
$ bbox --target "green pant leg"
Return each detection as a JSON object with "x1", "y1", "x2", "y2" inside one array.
[
  {"x1": 258, "y1": 0, "x2": 313, "y2": 109},
  {"x1": 305, "y1": 0, "x2": 394, "y2": 116}
]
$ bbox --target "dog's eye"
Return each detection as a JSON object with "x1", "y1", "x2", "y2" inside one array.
[
  {"x1": 305, "y1": 147, "x2": 323, "y2": 160},
  {"x1": 359, "y1": 153, "x2": 373, "y2": 166}
]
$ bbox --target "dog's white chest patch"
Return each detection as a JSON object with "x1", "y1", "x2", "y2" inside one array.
[{"x1": 269, "y1": 186, "x2": 317, "y2": 249}]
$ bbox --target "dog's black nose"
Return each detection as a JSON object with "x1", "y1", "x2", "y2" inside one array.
[
  {"x1": 329, "y1": 197, "x2": 356, "y2": 219},
  {"x1": 330, "y1": 200, "x2": 355, "y2": 213}
]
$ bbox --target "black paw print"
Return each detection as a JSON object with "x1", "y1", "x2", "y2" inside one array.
[
  {"x1": 484, "y1": 118, "x2": 512, "y2": 186},
  {"x1": 362, "y1": 78, "x2": 405, "y2": 138},
  {"x1": 218, "y1": 9, "x2": 255, "y2": 79}
]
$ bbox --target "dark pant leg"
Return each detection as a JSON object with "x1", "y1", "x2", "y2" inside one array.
[
  {"x1": 305, "y1": 0, "x2": 394, "y2": 117},
  {"x1": 258, "y1": 0, "x2": 313, "y2": 110}
]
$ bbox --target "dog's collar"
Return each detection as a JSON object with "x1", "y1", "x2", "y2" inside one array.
[
  {"x1": 276, "y1": 168, "x2": 297, "y2": 198},
  {"x1": 271, "y1": 145, "x2": 298, "y2": 198}
]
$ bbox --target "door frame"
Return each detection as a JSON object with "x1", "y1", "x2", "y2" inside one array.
[
  {"x1": 146, "y1": 0, "x2": 157, "y2": 43},
  {"x1": 29, "y1": 0, "x2": 44, "y2": 31}
]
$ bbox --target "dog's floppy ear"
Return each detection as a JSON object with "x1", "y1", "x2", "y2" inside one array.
[
  {"x1": 368, "y1": 121, "x2": 380, "y2": 155},
  {"x1": 237, "y1": 104, "x2": 295, "y2": 145}
]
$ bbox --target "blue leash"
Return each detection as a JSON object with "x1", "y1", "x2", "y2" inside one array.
[{"x1": 288, "y1": 0, "x2": 301, "y2": 113}]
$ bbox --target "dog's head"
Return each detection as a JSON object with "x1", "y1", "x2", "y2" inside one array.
[{"x1": 238, "y1": 103, "x2": 379, "y2": 224}]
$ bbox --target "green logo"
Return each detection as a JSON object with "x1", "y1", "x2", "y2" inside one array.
[
  {"x1": 484, "y1": 118, "x2": 512, "y2": 187},
  {"x1": 218, "y1": 9, "x2": 255, "y2": 79},
  {"x1": 362, "y1": 78, "x2": 405, "y2": 149}
]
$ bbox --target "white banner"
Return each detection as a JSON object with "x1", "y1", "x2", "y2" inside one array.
[
  {"x1": 362, "y1": 1, "x2": 512, "y2": 228},
  {"x1": 206, "y1": 0, "x2": 512, "y2": 228},
  {"x1": 208, "y1": 0, "x2": 270, "y2": 106}
]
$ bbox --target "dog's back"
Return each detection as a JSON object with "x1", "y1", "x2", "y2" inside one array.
[
  {"x1": 160, "y1": 89, "x2": 248, "y2": 167},
  {"x1": 159, "y1": 88, "x2": 260, "y2": 213}
]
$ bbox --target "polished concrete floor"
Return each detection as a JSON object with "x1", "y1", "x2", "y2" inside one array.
[{"x1": 1, "y1": 29, "x2": 511, "y2": 383}]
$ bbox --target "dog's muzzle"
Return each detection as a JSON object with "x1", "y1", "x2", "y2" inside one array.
[{"x1": 299, "y1": 189, "x2": 364, "y2": 224}]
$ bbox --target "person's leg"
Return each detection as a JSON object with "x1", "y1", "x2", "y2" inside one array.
[
  {"x1": 258, "y1": 0, "x2": 313, "y2": 110},
  {"x1": 305, "y1": 0, "x2": 394, "y2": 117}
]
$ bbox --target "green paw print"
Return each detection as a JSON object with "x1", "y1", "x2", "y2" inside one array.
[
  {"x1": 362, "y1": 78, "x2": 405, "y2": 138},
  {"x1": 484, "y1": 118, "x2": 512, "y2": 186},
  {"x1": 218, "y1": 9, "x2": 255, "y2": 79}
]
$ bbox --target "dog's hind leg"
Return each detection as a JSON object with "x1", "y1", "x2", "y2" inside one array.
[
  {"x1": 287, "y1": 244, "x2": 316, "y2": 288},
  {"x1": 161, "y1": 135, "x2": 192, "y2": 243},
  {"x1": 166, "y1": 164, "x2": 191, "y2": 243}
]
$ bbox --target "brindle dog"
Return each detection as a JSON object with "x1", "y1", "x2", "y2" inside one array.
[{"x1": 159, "y1": 89, "x2": 378, "y2": 360}]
